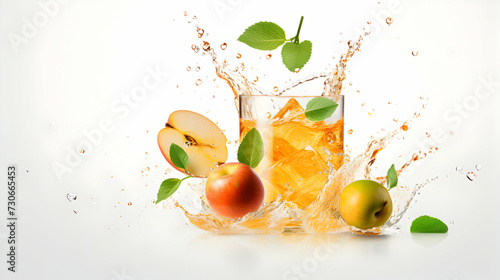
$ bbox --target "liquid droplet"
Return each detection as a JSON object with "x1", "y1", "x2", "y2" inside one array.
[
  {"x1": 273, "y1": 86, "x2": 278, "y2": 92},
  {"x1": 475, "y1": 164, "x2": 482, "y2": 171},
  {"x1": 412, "y1": 51, "x2": 419, "y2": 56},
  {"x1": 266, "y1": 54, "x2": 272, "y2": 60},
  {"x1": 183, "y1": 11, "x2": 187, "y2": 16},
  {"x1": 195, "y1": 79, "x2": 203, "y2": 86},
  {"x1": 449, "y1": 131, "x2": 454, "y2": 136},
  {"x1": 236, "y1": 53, "x2": 242, "y2": 59},
  {"x1": 66, "y1": 193, "x2": 77, "y2": 202},
  {"x1": 186, "y1": 66, "x2": 191, "y2": 71},
  {"x1": 449, "y1": 220, "x2": 455, "y2": 225},
  {"x1": 191, "y1": 44, "x2": 200, "y2": 53},
  {"x1": 79, "y1": 149, "x2": 85, "y2": 154},
  {"x1": 386, "y1": 17, "x2": 393, "y2": 25},
  {"x1": 73, "y1": 209, "x2": 78, "y2": 214},
  {"x1": 294, "y1": 68, "x2": 300, "y2": 73},
  {"x1": 401, "y1": 123, "x2": 409, "y2": 131},
  {"x1": 254, "y1": 76, "x2": 259, "y2": 82},
  {"x1": 466, "y1": 172, "x2": 476, "y2": 181},
  {"x1": 201, "y1": 41, "x2": 210, "y2": 51},
  {"x1": 128, "y1": 202, "x2": 132, "y2": 206},
  {"x1": 455, "y1": 167, "x2": 463, "y2": 174},
  {"x1": 265, "y1": 112, "x2": 272, "y2": 119},
  {"x1": 220, "y1": 43, "x2": 227, "y2": 50},
  {"x1": 197, "y1": 28, "x2": 205, "y2": 38},
  {"x1": 348, "y1": 129, "x2": 353, "y2": 135},
  {"x1": 195, "y1": 66, "x2": 200, "y2": 72}
]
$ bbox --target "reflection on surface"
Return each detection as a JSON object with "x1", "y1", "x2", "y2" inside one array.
[{"x1": 411, "y1": 232, "x2": 448, "y2": 247}]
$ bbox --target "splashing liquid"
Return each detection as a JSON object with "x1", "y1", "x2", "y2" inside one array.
[{"x1": 169, "y1": 21, "x2": 434, "y2": 234}]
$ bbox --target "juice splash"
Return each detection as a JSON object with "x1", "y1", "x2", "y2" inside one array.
[{"x1": 169, "y1": 20, "x2": 432, "y2": 234}]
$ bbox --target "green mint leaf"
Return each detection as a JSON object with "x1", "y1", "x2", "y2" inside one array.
[
  {"x1": 238, "y1": 21, "x2": 286, "y2": 51},
  {"x1": 304, "y1": 97, "x2": 338, "y2": 122},
  {"x1": 281, "y1": 40, "x2": 312, "y2": 72},
  {"x1": 237, "y1": 127, "x2": 264, "y2": 169},
  {"x1": 387, "y1": 164, "x2": 398, "y2": 190},
  {"x1": 156, "y1": 178, "x2": 181, "y2": 204},
  {"x1": 410, "y1": 215, "x2": 449, "y2": 233},
  {"x1": 170, "y1": 143, "x2": 189, "y2": 172},
  {"x1": 156, "y1": 176, "x2": 193, "y2": 204}
]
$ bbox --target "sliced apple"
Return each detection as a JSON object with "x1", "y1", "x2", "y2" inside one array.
[{"x1": 158, "y1": 110, "x2": 228, "y2": 177}]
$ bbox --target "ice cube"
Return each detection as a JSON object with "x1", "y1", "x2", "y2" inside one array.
[
  {"x1": 272, "y1": 137, "x2": 297, "y2": 161},
  {"x1": 260, "y1": 148, "x2": 329, "y2": 208},
  {"x1": 273, "y1": 98, "x2": 306, "y2": 121},
  {"x1": 273, "y1": 122, "x2": 324, "y2": 151}
]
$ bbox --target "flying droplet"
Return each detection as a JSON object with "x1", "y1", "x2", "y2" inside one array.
[
  {"x1": 195, "y1": 66, "x2": 200, "y2": 72},
  {"x1": 183, "y1": 11, "x2": 187, "y2": 16},
  {"x1": 265, "y1": 112, "x2": 272, "y2": 119},
  {"x1": 348, "y1": 129, "x2": 353, "y2": 135},
  {"x1": 466, "y1": 172, "x2": 476, "y2": 181},
  {"x1": 236, "y1": 53, "x2": 242, "y2": 59},
  {"x1": 295, "y1": 68, "x2": 300, "y2": 73},
  {"x1": 254, "y1": 76, "x2": 259, "y2": 82},
  {"x1": 475, "y1": 164, "x2": 482, "y2": 171},
  {"x1": 273, "y1": 86, "x2": 278, "y2": 92},
  {"x1": 449, "y1": 131, "x2": 454, "y2": 136},
  {"x1": 197, "y1": 28, "x2": 205, "y2": 38},
  {"x1": 195, "y1": 79, "x2": 203, "y2": 86},
  {"x1": 128, "y1": 202, "x2": 132, "y2": 206},
  {"x1": 73, "y1": 209, "x2": 78, "y2": 214},
  {"x1": 66, "y1": 193, "x2": 77, "y2": 202},
  {"x1": 191, "y1": 44, "x2": 200, "y2": 53},
  {"x1": 79, "y1": 149, "x2": 85, "y2": 154},
  {"x1": 412, "y1": 51, "x2": 419, "y2": 56},
  {"x1": 266, "y1": 54, "x2": 272, "y2": 60},
  {"x1": 455, "y1": 167, "x2": 463, "y2": 174},
  {"x1": 185, "y1": 141, "x2": 190, "y2": 148},
  {"x1": 201, "y1": 41, "x2": 210, "y2": 51},
  {"x1": 220, "y1": 43, "x2": 227, "y2": 50},
  {"x1": 186, "y1": 66, "x2": 191, "y2": 71},
  {"x1": 386, "y1": 17, "x2": 393, "y2": 25}
]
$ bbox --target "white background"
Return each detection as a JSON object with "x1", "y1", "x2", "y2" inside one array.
[{"x1": 1, "y1": 0, "x2": 499, "y2": 279}]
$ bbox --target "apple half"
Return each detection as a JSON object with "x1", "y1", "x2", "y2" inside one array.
[{"x1": 158, "y1": 110, "x2": 228, "y2": 177}]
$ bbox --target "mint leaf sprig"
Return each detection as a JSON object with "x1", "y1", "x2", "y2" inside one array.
[
  {"x1": 387, "y1": 164, "x2": 398, "y2": 191},
  {"x1": 238, "y1": 16, "x2": 312, "y2": 72},
  {"x1": 410, "y1": 215, "x2": 448, "y2": 233},
  {"x1": 237, "y1": 127, "x2": 264, "y2": 169},
  {"x1": 304, "y1": 97, "x2": 338, "y2": 122},
  {"x1": 156, "y1": 143, "x2": 193, "y2": 204}
]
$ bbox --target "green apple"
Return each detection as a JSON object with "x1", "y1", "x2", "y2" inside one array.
[{"x1": 339, "y1": 180, "x2": 393, "y2": 230}]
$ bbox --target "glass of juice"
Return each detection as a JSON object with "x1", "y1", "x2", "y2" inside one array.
[{"x1": 239, "y1": 95, "x2": 344, "y2": 210}]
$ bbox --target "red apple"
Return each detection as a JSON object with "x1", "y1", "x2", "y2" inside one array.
[
  {"x1": 205, "y1": 162, "x2": 265, "y2": 219},
  {"x1": 158, "y1": 110, "x2": 228, "y2": 177}
]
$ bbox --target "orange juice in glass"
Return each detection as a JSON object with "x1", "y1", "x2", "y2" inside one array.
[{"x1": 239, "y1": 95, "x2": 344, "y2": 209}]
